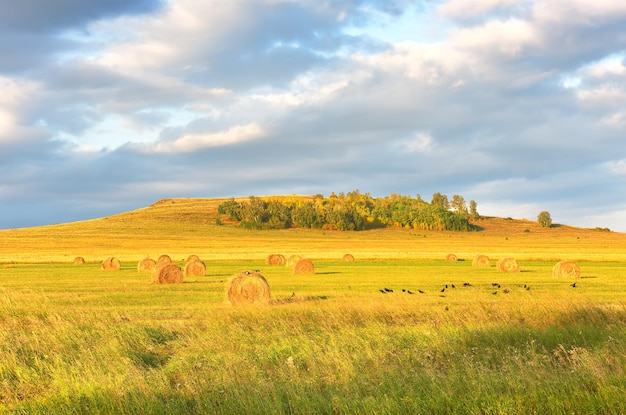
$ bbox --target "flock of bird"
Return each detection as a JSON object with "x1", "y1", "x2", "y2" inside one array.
[{"x1": 379, "y1": 281, "x2": 579, "y2": 296}]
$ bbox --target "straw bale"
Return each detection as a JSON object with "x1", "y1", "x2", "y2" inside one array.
[
  {"x1": 184, "y1": 260, "x2": 206, "y2": 277},
  {"x1": 553, "y1": 260, "x2": 581, "y2": 278},
  {"x1": 286, "y1": 255, "x2": 303, "y2": 267},
  {"x1": 101, "y1": 257, "x2": 121, "y2": 270},
  {"x1": 293, "y1": 258, "x2": 315, "y2": 274},
  {"x1": 157, "y1": 254, "x2": 172, "y2": 264},
  {"x1": 342, "y1": 254, "x2": 355, "y2": 262},
  {"x1": 138, "y1": 257, "x2": 157, "y2": 272},
  {"x1": 152, "y1": 263, "x2": 183, "y2": 284},
  {"x1": 472, "y1": 254, "x2": 491, "y2": 267},
  {"x1": 73, "y1": 257, "x2": 85, "y2": 265},
  {"x1": 496, "y1": 257, "x2": 520, "y2": 272},
  {"x1": 445, "y1": 254, "x2": 458, "y2": 262},
  {"x1": 226, "y1": 270, "x2": 271, "y2": 306},
  {"x1": 266, "y1": 254, "x2": 286, "y2": 265}
]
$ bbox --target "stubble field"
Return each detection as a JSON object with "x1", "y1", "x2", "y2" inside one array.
[{"x1": 1, "y1": 198, "x2": 625, "y2": 414}]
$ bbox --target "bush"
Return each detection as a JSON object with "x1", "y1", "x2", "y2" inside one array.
[{"x1": 537, "y1": 211, "x2": 552, "y2": 228}]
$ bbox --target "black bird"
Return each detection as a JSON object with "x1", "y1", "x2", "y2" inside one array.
[
  {"x1": 407, "y1": 290, "x2": 414, "y2": 295},
  {"x1": 255, "y1": 269, "x2": 261, "y2": 272},
  {"x1": 445, "y1": 284, "x2": 449, "y2": 288},
  {"x1": 463, "y1": 282, "x2": 472, "y2": 287},
  {"x1": 503, "y1": 288, "x2": 510, "y2": 294},
  {"x1": 492, "y1": 291, "x2": 498, "y2": 295},
  {"x1": 418, "y1": 289, "x2": 425, "y2": 294},
  {"x1": 384, "y1": 287, "x2": 394, "y2": 292},
  {"x1": 440, "y1": 287, "x2": 445, "y2": 293},
  {"x1": 525, "y1": 286, "x2": 531, "y2": 291},
  {"x1": 379, "y1": 289, "x2": 387, "y2": 294},
  {"x1": 451, "y1": 284, "x2": 456, "y2": 289},
  {"x1": 291, "y1": 292, "x2": 296, "y2": 297},
  {"x1": 244, "y1": 271, "x2": 251, "y2": 275},
  {"x1": 492, "y1": 282, "x2": 499, "y2": 287},
  {"x1": 402, "y1": 289, "x2": 406, "y2": 292},
  {"x1": 570, "y1": 283, "x2": 577, "y2": 288}
]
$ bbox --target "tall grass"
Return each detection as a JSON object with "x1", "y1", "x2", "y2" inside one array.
[{"x1": 1, "y1": 260, "x2": 625, "y2": 413}]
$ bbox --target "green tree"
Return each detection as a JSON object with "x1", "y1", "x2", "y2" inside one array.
[
  {"x1": 469, "y1": 200, "x2": 479, "y2": 220},
  {"x1": 451, "y1": 195, "x2": 468, "y2": 217},
  {"x1": 431, "y1": 192, "x2": 449, "y2": 210},
  {"x1": 537, "y1": 211, "x2": 552, "y2": 228}
]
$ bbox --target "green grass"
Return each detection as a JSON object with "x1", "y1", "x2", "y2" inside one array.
[{"x1": 1, "y1": 259, "x2": 626, "y2": 414}]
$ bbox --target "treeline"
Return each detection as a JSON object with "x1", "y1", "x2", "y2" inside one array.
[{"x1": 217, "y1": 190, "x2": 478, "y2": 231}]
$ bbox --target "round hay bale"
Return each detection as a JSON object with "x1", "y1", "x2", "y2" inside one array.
[
  {"x1": 286, "y1": 255, "x2": 303, "y2": 267},
  {"x1": 445, "y1": 254, "x2": 458, "y2": 262},
  {"x1": 497, "y1": 257, "x2": 520, "y2": 272},
  {"x1": 293, "y1": 258, "x2": 315, "y2": 274},
  {"x1": 157, "y1": 254, "x2": 172, "y2": 264},
  {"x1": 73, "y1": 257, "x2": 85, "y2": 265},
  {"x1": 226, "y1": 271, "x2": 271, "y2": 306},
  {"x1": 184, "y1": 259, "x2": 206, "y2": 277},
  {"x1": 138, "y1": 257, "x2": 157, "y2": 272},
  {"x1": 472, "y1": 255, "x2": 491, "y2": 267},
  {"x1": 186, "y1": 254, "x2": 200, "y2": 263},
  {"x1": 152, "y1": 263, "x2": 183, "y2": 284},
  {"x1": 101, "y1": 257, "x2": 121, "y2": 271},
  {"x1": 553, "y1": 260, "x2": 581, "y2": 278},
  {"x1": 266, "y1": 254, "x2": 286, "y2": 265},
  {"x1": 342, "y1": 253, "x2": 355, "y2": 262}
]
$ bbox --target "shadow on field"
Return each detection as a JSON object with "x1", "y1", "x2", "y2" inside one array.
[
  {"x1": 271, "y1": 295, "x2": 329, "y2": 305},
  {"x1": 316, "y1": 272, "x2": 341, "y2": 275}
]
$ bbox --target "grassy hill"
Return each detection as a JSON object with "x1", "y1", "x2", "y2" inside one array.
[
  {"x1": 1, "y1": 197, "x2": 624, "y2": 263},
  {"x1": 1, "y1": 197, "x2": 626, "y2": 413}
]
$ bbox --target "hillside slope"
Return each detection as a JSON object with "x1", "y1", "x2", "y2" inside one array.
[{"x1": 1, "y1": 197, "x2": 624, "y2": 262}]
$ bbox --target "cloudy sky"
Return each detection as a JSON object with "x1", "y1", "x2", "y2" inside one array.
[{"x1": 1, "y1": 0, "x2": 625, "y2": 231}]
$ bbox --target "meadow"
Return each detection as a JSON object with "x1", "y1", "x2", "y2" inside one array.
[{"x1": 1, "y1": 198, "x2": 625, "y2": 414}]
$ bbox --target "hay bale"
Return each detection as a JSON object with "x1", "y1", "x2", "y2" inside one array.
[
  {"x1": 101, "y1": 257, "x2": 121, "y2": 271},
  {"x1": 152, "y1": 263, "x2": 183, "y2": 284},
  {"x1": 138, "y1": 257, "x2": 156, "y2": 272},
  {"x1": 472, "y1": 254, "x2": 491, "y2": 267},
  {"x1": 496, "y1": 257, "x2": 520, "y2": 272},
  {"x1": 266, "y1": 254, "x2": 286, "y2": 265},
  {"x1": 286, "y1": 255, "x2": 303, "y2": 267},
  {"x1": 73, "y1": 257, "x2": 85, "y2": 265},
  {"x1": 445, "y1": 254, "x2": 458, "y2": 262},
  {"x1": 184, "y1": 259, "x2": 206, "y2": 277},
  {"x1": 186, "y1": 254, "x2": 200, "y2": 263},
  {"x1": 226, "y1": 271, "x2": 271, "y2": 306},
  {"x1": 342, "y1": 253, "x2": 355, "y2": 262},
  {"x1": 293, "y1": 258, "x2": 315, "y2": 274},
  {"x1": 553, "y1": 260, "x2": 581, "y2": 278},
  {"x1": 157, "y1": 254, "x2": 172, "y2": 264}
]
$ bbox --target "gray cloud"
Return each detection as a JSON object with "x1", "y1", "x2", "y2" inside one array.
[{"x1": 1, "y1": 0, "x2": 625, "y2": 232}]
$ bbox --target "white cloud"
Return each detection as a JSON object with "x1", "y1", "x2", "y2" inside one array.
[
  {"x1": 146, "y1": 122, "x2": 266, "y2": 153},
  {"x1": 606, "y1": 159, "x2": 626, "y2": 175},
  {"x1": 439, "y1": 0, "x2": 522, "y2": 19},
  {"x1": 400, "y1": 132, "x2": 434, "y2": 153}
]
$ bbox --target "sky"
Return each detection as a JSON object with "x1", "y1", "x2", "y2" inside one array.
[{"x1": 1, "y1": 0, "x2": 626, "y2": 232}]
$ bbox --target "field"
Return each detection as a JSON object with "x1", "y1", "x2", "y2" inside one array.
[{"x1": 1, "y1": 198, "x2": 625, "y2": 414}]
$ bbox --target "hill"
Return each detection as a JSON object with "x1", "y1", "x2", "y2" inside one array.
[{"x1": 1, "y1": 197, "x2": 625, "y2": 263}]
